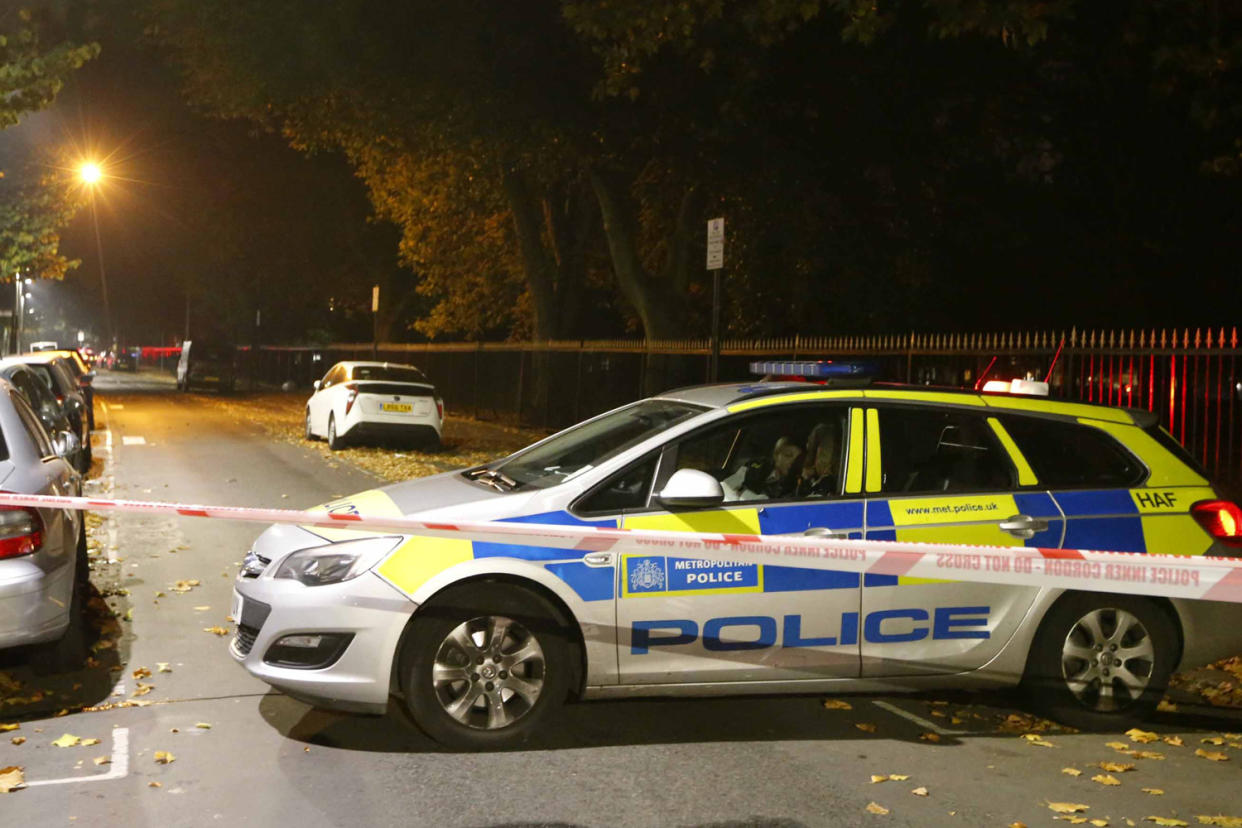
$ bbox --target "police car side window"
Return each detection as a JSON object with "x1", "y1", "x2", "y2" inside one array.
[
  {"x1": 575, "y1": 454, "x2": 659, "y2": 514},
  {"x1": 665, "y1": 406, "x2": 849, "y2": 503},
  {"x1": 1000, "y1": 416, "x2": 1145, "y2": 488},
  {"x1": 878, "y1": 407, "x2": 1014, "y2": 494}
]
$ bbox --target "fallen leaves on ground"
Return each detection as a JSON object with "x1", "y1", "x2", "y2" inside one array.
[
  {"x1": 1143, "y1": 789, "x2": 1165, "y2": 795},
  {"x1": 194, "y1": 722, "x2": 211, "y2": 729},
  {"x1": 1145, "y1": 819, "x2": 1189, "y2": 827},
  {"x1": 0, "y1": 723, "x2": 17, "y2": 732},
  {"x1": 93, "y1": 756, "x2": 110, "y2": 766},
  {"x1": 1127, "y1": 729, "x2": 1160, "y2": 744},
  {"x1": 157, "y1": 663, "x2": 172, "y2": 673},
  {"x1": 1163, "y1": 736, "x2": 1185, "y2": 747},
  {"x1": 1202, "y1": 737, "x2": 1225, "y2": 746},
  {"x1": 51, "y1": 734, "x2": 81, "y2": 747},
  {"x1": 865, "y1": 802, "x2": 889, "y2": 815},
  {"x1": 1196, "y1": 817, "x2": 1242, "y2": 827},
  {"x1": 1049, "y1": 803, "x2": 1091, "y2": 814},
  {"x1": 1107, "y1": 741, "x2": 1132, "y2": 751},
  {"x1": 1091, "y1": 774, "x2": 1122, "y2": 786},
  {"x1": 1098, "y1": 761, "x2": 1136, "y2": 773},
  {"x1": 170, "y1": 579, "x2": 201, "y2": 593},
  {"x1": 132, "y1": 667, "x2": 151, "y2": 679},
  {"x1": 920, "y1": 732, "x2": 941, "y2": 743},
  {"x1": 154, "y1": 751, "x2": 175, "y2": 764},
  {"x1": 10, "y1": 737, "x2": 25, "y2": 746},
  {"x1": 822, "y1": 699, "x2": 852, "y2": 710},
  {"x1": 203, "y1": 626, "x2": 229, "y2": 636},
  {"x1": 911, "y1": 787, "x2": 928, "y2": 797},
  {"x1": 132, "y1": 683, "x2": 154, "y2": 697},
  {"x1": 1063, "y1": 767, "x2": 1084, "y2": 776},
  {"x1": 148, "y1": 781, "x2": 161, "y2": 788},
  {"x1": 1195, "y1": 749, "x2": 1229, "y2": 762},
  {"x1": 0, "y1": 766, "x2": 24, "y2": 793},
  {"x1": 1023, "y1": 733, "x2": 1055, "y2": 747},
  {"x1": 855, "y1": 722, "x2": 877, "y2": 733}
]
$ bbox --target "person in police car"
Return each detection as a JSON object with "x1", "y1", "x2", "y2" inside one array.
[
  {"x1": 797, "y1": 423, "x2": 841, "y2": 498},
  {"x1": 722, "y1": 435, "x2": 804, "y2": 501}
]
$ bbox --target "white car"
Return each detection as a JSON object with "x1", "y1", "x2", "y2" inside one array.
[
  {"x1": 304, "y1": 361, "x2": 444, "y2": 450},
  {"x1": 237, "y1": 363, "x2": 1242, "y2": 750}
]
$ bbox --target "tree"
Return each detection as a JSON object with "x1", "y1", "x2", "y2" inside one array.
[
  {"x1": 0, "y1": 6, "x2": 98, "y2": 130},
  {"x1": 0, "y1": 160, "x2": 83, "y2": 282}
]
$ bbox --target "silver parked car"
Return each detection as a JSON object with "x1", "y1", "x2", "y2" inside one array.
[
  {"x1": 0, "y1": 360, "x2": 87, "y2": 472},
  {"x1": 0, "y1": 377, "x2": 87, "y2": 673}
]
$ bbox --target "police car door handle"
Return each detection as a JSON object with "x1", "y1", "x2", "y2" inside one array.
[
  {"x1": 802, "y1": 527, "x2": 849, "y2": 540},
  {"x1": 999, "y1": 514, "x2": 1048, "y2": 539},
  {"x1": 582, "y1": 552, "x2": 613, "y2": 567}
]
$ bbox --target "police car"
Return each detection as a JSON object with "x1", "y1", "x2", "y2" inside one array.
[{"x1": 231, "y1": 363, "x2": 1242, "y2": 749}]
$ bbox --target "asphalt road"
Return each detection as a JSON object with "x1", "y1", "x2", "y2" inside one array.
[{"x1": 3, "y1": 370, "x2": 1242, "y2": 827}]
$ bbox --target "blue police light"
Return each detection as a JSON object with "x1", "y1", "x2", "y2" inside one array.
[{"x1": 749, "y1": 360, "x2": 877, "y2": 380}]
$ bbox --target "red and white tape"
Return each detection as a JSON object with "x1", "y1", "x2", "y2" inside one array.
[{"x1": 4, "y1": 491, "x2": 1242, "y2": 603}]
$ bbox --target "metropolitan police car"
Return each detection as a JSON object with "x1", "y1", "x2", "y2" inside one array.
[{"x1": 231, "y1": 363, "x2": 1242, "y2": 749}]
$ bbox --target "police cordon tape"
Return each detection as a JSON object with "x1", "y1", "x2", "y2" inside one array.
[{"x1": 3, "y1": 491, "x2": 1242, "y2": 603}]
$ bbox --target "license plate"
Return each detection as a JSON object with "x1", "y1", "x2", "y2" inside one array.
[{"x1": 382, "y1": 403, "x2": 412, "y2": 413}]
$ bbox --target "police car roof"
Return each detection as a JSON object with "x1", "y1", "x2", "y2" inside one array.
[{"x1": 655, "y1": 380, "x2": 1156, "y2": 427}]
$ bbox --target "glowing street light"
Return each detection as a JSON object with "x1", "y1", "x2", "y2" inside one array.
[
  {"x1": 79, "y1": 162, "x2": 102, "y2": 185},
  {"x1": 79, "y1": 160, "x2": 113, "y2": 346}
]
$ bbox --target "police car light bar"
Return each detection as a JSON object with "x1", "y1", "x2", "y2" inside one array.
[
  {"x1": 750, "y1": 360, "x2": 875, "y2": 379},
  {"x1": 981, "y1": 379, "x2": 1050, "y2": 397}
]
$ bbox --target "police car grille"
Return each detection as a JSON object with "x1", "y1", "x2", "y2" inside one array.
[{"x1": 235, "y1": 624, "x2": 259, "y2": 655}]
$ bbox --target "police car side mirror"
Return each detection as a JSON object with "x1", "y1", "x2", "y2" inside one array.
[{"x1": 656, "y1": 469, "x2": 725, "y2": 509}]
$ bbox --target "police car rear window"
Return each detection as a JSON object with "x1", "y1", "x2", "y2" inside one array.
[{"x1": 1000, "y1": 416, "x2": 1146, "y2": 489}]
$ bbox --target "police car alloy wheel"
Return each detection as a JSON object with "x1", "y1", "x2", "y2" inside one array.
[
  {"x1": 1023, "y1": 592, "x2": 1176, "y2": 730},
  {"x1": 400, "y1": 582, "x2": 571, "y2": 750}
]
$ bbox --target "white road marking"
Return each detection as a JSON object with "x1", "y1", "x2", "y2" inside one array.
[
  {"x1": 97, "y1": 413, "x2": 120, "y2": 564},
  {"x1": 872, "y1": 700, "x2": 968, "y2": 736},
  {"x1": 121, "y1": 435, "x2": 146, "y2": 446},
  {"x1": 25, "y1": 727, "x2": 130, "y2": 787},
  {"x1": 108, "y1": 404, "x2": 124, "y2": 409}
]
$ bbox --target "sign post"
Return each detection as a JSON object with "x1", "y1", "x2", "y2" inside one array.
[
  {"x1": 706, "y1": 218, "x2": 725, "y2": 381},
  {"x1": 371, "y1": 285, "x2": 380, "y2": 359}
]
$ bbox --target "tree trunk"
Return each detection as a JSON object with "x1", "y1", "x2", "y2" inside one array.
[{"x1": 502, "y1": 167, "x2": 561, "y2": 341}]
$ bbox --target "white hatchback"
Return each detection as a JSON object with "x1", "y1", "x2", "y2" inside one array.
[{"x1": 304, "y1": 361, "x2": 444, "y2": 450}]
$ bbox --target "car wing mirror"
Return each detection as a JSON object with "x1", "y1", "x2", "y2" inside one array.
[
  {"x1": 313, "y1": 380, "x2": 322, "y2": 391},
  {"x1": 655, "y1": 469, "x2": 725, "y2": 509},
  {"x1": 52, "y1": 429, "x2": 79, "y2": 459}
]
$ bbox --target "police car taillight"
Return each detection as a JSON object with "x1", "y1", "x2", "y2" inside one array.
[
  {"x1": 344, "y1": 383, "x2": 359, "y2": 415},
  {"x1": 1192, "y1": 500, "x2": 1242, "y2": 548},
  {"x1": 981, "y1": 379, "x2": 1050, "y2": 397},
  {"x1": 0, "y1": 505, "x2": 44, "y2": 560}
]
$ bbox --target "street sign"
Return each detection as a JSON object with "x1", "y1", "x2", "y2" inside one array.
[{"x1": 706, "y1": 217, "x2": 724, "y2": 270}]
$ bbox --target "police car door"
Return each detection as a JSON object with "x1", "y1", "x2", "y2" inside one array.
[
  {"x1": 861, "y1": 404, "x2": 1063, "y2": 676},
  {"x1": 615, "y1": 404, "x2": 864, "y2": 685}
]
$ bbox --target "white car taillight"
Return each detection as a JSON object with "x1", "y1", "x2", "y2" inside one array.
[
  {"x1": 0, "y1": 505, "x2": 44, "y2": 560},
  {"x1": 435, "y1": 397, "x2": 444, "y2": 420},
  {"x1": 344, "y1": 383, "x2": 359, "y2": 416}
]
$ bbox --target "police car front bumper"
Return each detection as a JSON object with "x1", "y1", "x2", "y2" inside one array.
[{"x1": 230, "y1": 570, "x2": 417, "y2": 714}]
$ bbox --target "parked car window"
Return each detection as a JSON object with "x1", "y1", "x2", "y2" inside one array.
[
  {"x1": 11, "y1": 391, "x2": 54, "y2": 458},
  {"x1": 665, "y1": 405, "x2": 849, "y2": 503},
  {"x1": 575, "y1": 453, "x2": 659, "y2": 514},
  {"x1": 492, "y1": 400, "x2": 705, "y2": 489},
  {"x1": 350, "y1": 365, "x2": 428, "y2": 383},
  {"x1": 1001, "y1": 415, "x2": 1146, "y2": 488},
  {"x1": 877, "y1": 407, "x2": 1014, "y2": 494}
]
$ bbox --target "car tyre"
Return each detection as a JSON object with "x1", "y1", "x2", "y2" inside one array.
[
  {"x1": 304, "y1": 409, "x2": 315, "y2": 441},
  {"x1": 399, "y1": 582, "x2": 572, "y2": 750},
  {"x1": 1022, "y1": 592, "x2": 1177, "y2": 731},
  {"x1": 327, "y1": 414, "x2": 344, "y2": 451}
]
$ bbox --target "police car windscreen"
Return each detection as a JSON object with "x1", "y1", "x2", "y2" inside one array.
[
  {"x1": 351, "y1": 365, "x2": 428, "y2": 383},
  {"x1": 494, "y1": 400, "x2": 706, "y2": 488}
]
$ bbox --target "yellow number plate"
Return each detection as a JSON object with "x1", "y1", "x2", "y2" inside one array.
[{"x1": 381, "y1": 403, "x2": 412, "y2": 413}]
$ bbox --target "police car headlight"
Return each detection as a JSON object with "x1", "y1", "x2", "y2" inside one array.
[{"x1": 274, "y1": 536, "x2": 403, "y2": 586}]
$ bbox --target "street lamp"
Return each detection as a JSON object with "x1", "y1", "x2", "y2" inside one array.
[{"x1": 79, "y1": 161, "x2": 113, "y2": 347}]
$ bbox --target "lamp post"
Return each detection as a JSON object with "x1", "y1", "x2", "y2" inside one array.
[{"x1": 79, "y1": 162, "x2": 113, "y2": 348}]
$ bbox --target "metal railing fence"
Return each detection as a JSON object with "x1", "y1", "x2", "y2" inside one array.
[{"x1": 219, "y1": 327, "x2": 1241, "y2": 485}]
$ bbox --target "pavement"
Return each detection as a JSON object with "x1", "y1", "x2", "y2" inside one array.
[{"x1": 1, "y1": 369, "x2": 1241, "y2": 827}]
